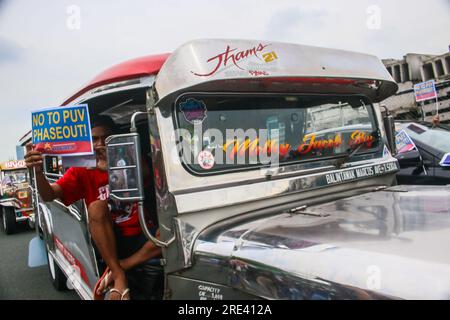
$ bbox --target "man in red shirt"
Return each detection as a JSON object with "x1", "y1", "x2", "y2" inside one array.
[{"x1": 25, "y1": 116, "x2": 160, "y2": 300}]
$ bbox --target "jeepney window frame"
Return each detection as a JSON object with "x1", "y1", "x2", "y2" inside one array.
[{"x1": 173, "y1": 92, "x2": 383, "y2": 177}]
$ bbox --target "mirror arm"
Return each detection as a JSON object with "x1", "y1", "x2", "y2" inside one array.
[
  {"x1": 130, "y1": 112, "x2": 148, "y2": 133},
  {"x1": 137, "y1": 201, "x2": 175, "y2": 248}
]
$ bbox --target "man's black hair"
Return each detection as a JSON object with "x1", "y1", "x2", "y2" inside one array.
[{"x1": 90, "y1": 115, "x2": 117, "y2": 131}]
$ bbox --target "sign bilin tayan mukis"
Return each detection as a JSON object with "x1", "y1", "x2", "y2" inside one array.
[{"x1": 31, "y1": 105, "x2": 93, "y2": 156}]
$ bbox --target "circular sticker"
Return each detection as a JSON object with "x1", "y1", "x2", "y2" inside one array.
[{"x1": 197, "y1": 150, "x2": 215, "y2": 170}]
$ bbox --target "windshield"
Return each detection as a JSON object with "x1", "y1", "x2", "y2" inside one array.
[
  {"x1": 175, "y1": 94, "x2": 380, "y2": 174},
  {"x1": 402, "y1": 123, "x2": 450, "y2": 153},
  {"x1": 1, "y1": 169, "x2": 29, "y2": 186}
]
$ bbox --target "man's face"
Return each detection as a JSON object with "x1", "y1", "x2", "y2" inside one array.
[{"x1": 92, "y1": 125, "x2": 113, "y2": 163}]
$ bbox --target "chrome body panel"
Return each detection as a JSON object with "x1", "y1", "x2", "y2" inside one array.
[
  {"x1": 155, "y1": 39, "x2": 398, "y2": 103},
  {"x1": 49, "y1": 248, "x2": 93, "y2": 300},
  {"x1": 174, "y1": 160, "x2": 398, "y2": 214},
  {"x1": 44, "y1": 196, "x2": 100, "y2": 290},
  {"x1": 192, "y1": 185, "x2": 450, "y2": 299}
]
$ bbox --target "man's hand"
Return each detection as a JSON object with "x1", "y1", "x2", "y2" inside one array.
[
  {"x1": 432, "y1": 115, "x2": 441, "y2": 127},
  {"x1": 25, "y1": 143, "x2": 44, "y2": 173}
]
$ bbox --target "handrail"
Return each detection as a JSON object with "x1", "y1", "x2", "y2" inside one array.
[{"x1": 137, "y1": 201, "x2": 175, "y2": 248}]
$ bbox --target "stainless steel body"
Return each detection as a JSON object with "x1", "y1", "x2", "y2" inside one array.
[
  {"x1": 188, "y1": 185, "x2": 450, "y2": 300},
  {"x1": 39, "y1": 185, "x2": 99, "y2": 299}
]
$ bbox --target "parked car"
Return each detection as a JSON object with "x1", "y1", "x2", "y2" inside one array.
[{"x1": 395, "y1": 121, "x2": 450, "y2": 185}]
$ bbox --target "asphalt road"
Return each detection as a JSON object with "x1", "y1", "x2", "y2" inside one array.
[{"x1": 0, "y1": 223, "x2": 78, "y2": 300}]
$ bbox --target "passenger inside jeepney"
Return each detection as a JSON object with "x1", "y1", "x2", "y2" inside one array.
[
  {"x1": 93, "y1": 122, "x2": 163, "y2": 300},
  {"x1": 25, "y1": 115, "x2": 163, "y2": 300}
]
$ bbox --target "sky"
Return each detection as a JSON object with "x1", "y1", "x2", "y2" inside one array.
[{"x1": 0, "y1": 0, "x2": 449, "y2": 160}]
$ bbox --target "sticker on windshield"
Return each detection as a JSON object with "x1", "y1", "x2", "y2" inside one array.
[
  {"x1": 383, "y1": 145, "x2": 391, "y2": 158},
  {"x1": 179, "y1": 98, "x2": 207, "y2": 125},
  {"x1": 197, "y1": 150, "x2": 215, "y2": 170}
]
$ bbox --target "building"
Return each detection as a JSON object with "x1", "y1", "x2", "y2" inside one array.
[
  {"x1": 382, "y1": 50, "x2": 450, "y2": 123},
  {"x1": 15, "y1": 145, "x2": 24, "y2": 160}
]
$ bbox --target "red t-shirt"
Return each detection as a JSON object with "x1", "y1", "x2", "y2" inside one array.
[
  {"x1": 55, "y1": 167, "x2": 150, "y2": 237},
  {"x1": 56, "y1": 167, "x2": 109, "y2": 207},
  {"x1": 110, "y1": 202, "x2": 154, "y2": 237}
]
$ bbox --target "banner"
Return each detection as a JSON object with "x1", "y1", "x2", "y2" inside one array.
[{"x1": 31, "y1": 105, "x2": 93, "y2": 156}]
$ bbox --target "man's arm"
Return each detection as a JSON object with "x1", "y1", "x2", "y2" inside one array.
[
  {"x1": 25, "y1": 143, "x2": 64, "y2": 202},
  {"x1": 120, "y1": 236, "x2": 162, "y2": 271}
]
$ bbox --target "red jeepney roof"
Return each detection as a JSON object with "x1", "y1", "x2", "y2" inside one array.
[{"x1": 62, "y1": 53, "x2": 171, "y2": 105}]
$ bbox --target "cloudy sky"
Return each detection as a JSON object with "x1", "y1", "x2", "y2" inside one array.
[{"x1": 0, "y1": 0, "x2": 449, "y2": 160}]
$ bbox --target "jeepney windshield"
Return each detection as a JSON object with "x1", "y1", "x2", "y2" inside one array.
[
  {"x1": 175, "y1": 94, "x2": 379, "y2": 174},
  {"x1": 1, "y1": 169, "x2": 28, "y2": 186}
]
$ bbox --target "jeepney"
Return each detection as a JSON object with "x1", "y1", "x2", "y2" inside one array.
[
  {"x1": 34, "y1": 39, "x2": 450, "y2": 299},
  {"x1": 1, "y1": 160, "x2": 34, "y2": 234}
]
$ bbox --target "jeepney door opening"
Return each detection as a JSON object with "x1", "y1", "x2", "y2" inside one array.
[{"x1": 79, "y1": 87, "x2": 164, "y2": 298}]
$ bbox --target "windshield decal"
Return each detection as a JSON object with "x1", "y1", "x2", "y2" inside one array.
[
  {"x1": 298, "y1": 133, "x2": 343, "y2": 154},
  {"x1": 349, "y1": 130, "x2": 375, "y2": 147},
  {"x1": 179, "y1": 98, "x2": 207, "y2": 124},
  {"x1": 197, "y1": 150, "x2": 215, "y2": 170},
  {"x1": 221, "y1": 130, "x2": 375, "y2": 160}
]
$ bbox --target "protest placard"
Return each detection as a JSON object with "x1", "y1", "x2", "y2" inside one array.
[
  {"x1": 31, "y1": 105, "x2": 93, "y2": 156},
  {"x1": 395, "y1": 130, "x2": 416, "y2": 154}
]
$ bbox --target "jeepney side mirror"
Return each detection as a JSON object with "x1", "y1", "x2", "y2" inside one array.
[
  {"x1": 395, "y1": 149, "x2": 422, "y2": 168},
  {"x1": 105, "y1": 133, "x2": 144, "y2": 202},
  {"x1": 381, "y1": 106, "x2": 397, "y2": 156}
]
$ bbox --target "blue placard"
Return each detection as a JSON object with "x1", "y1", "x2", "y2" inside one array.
[{"x1": 31, "y1": 104, "x2": 93, "y2": 156}]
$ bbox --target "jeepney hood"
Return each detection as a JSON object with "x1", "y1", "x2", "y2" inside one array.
[{"x1": 194, "y1": 185, "x2": 450, "y2": 299}]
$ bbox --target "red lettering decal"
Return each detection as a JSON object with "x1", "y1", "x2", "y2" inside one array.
[{"x1": 192, "y1": 43, "x2": 271, "y2": 77}]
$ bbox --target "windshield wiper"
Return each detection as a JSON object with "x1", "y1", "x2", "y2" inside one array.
[{"x1": 335, "y1": 130, "x2": 380, "y2": 169}]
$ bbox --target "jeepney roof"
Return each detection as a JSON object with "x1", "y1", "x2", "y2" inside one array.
[
  {"x1": 62, "y1": 53, "x2": 170, "y2": 105},
  {"x1": 18, "y1": 54, "x2": 171, "y2": 141},
  {"x1": 155, "y1": 39, "x2": 398, "y2": 103}
]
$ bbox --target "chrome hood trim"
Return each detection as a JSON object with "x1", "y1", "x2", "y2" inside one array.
[{"x1": 194, "y1": 185, "x2": 450, "y2": 299}]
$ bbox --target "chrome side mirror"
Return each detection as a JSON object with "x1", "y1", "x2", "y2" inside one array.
[
  {"x1": 383, "y1": 112, "x2": 397, "y2": 156},
  {"x1": 105, "y1": 133, "x2": 144, "y2": 202},
  {"x1": 395, "y1": 149, "x2": 422, "y2": 168}
]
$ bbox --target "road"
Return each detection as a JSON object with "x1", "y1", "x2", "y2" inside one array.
[{"x1": 0, "y1": 223, "x2": 78, "y2": 300}]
